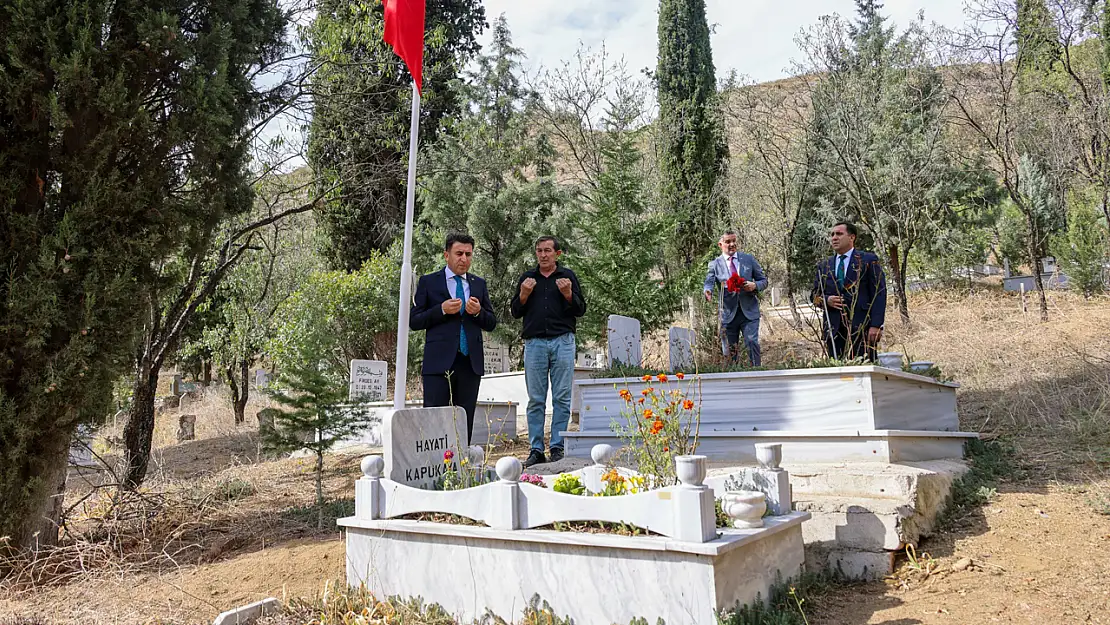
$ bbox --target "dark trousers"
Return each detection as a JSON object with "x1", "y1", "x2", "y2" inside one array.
[
  {"x1": 724, "y1": 313, "x2": 761, "y2": 366},
  {"x1": 422, "y1": 351, "x2": 481, "y2": 444},
  {"x1": 824, "y1": 323, "x2": 877, "y2": 363}
]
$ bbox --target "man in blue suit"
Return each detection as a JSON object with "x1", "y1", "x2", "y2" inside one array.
[
  {"x1": 704, "y1": 230, "x2": 769, "y2": 366},
  {"x1": 811, "y1": 221, "x2": 887, "y2": 362},
  {"x1": 410, "y1": 232, "x2": 497, "y2": 443}
]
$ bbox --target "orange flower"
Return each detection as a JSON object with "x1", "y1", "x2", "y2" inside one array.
[
  {"x1": 663, "y1": 446, "x2": 670, "y2": 452},
  {"x1": 637, "y1": 397, "x2": 644, "y2": 404},
  {"x1": 682, "y1": 399, "x2": 694, "y2": 410},
  {"x1": 664, "y1": 407, "x2": 672, "y2": 415},
  {"x1": 675, "y1": 372, "x2": 685, "y2": 380},
  {"x1": 641, "y1": 387, "x2": 653, "y2": 396},
  {"x1": 641, "y1": 375, "x2": 652, "y2": 382},
  {"x1": 642, "y1": 409, "x2": 654, "y2": 419},
  {"x1": 650, "y1": 419, "x2": 665, "y2": 435},
  {"x1": 619, "y1": 389, "x2": 632, "y2": 402},
  {"x1": 657, "y1": 374, "x2": 668, "y2": 382}
]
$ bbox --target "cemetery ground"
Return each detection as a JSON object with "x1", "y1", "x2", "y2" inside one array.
[{"x1": 2, "y1": 289, "x2": 1110, "y2": 624}]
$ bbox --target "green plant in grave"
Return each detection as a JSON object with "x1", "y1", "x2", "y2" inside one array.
[
  {"x1": 552, "y1": 473, "x2": 586, "y2": 496},
  {"x1": 434, "y1": 450, "x2": 494, "y2": 491},
  {"x1": 611, "y1": 372, "x2": 701, "y2": 488}
]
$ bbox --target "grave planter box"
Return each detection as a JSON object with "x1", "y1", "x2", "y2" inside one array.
[
  {"x1": 576, "y1": 366, "x2": 960, "y2": 434},
  {"x1": 339, "y1": 452, "x2": 809, "y2": 625}
]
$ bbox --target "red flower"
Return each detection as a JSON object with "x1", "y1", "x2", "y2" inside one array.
[
  {"x1": 726, "y1": 274, "x2": 747, "y2": 293},
  {"x1": 675, "y1": 372, "x2": 685, "y2": 380},
  {"x1": 650, "y1": 420, "x2": 665, "y2": 435},
  {"x1": 682, "y1": 399, "x2": 695, "y2": 410},
  {"x1": 641, "y1": 375, "x2": 652, "y2": 382},
  {"x1": 657, "y1": 374, "x2": 668, "y2": 382},
  {"x1": 443, "y1": 450, "x2": 454, "y2": 463},
  {"x1": 637, "y1": 397, "x2": 645, "y2": 404}
]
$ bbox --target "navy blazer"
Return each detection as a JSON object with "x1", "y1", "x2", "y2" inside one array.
[
  {"x1": 810, "y1": 250, "x2": 887, "y2": 332},
  {"x1": 703, "y1": 253, "x2": 768, "y2": 323},
  {"x1": 410, "y1": 270, "x2": 497, "y2": 375}
]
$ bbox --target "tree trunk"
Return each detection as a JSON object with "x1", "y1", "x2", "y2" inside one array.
[
  {"x1": 0, "y1": 426, "x2": 72, "y2": 554},
  {"x1": 122, "y1": 362, "x2": 160, "y2": 489},
  {"x1": 202, "y1": 359, "x2": 212, "y2": 387},
  {"x1": 1025, "y1": 215, "x2": 1050, "y2": 322},
  {"x1": 315, "y1": 450, "x2": 325, "y2": 529},
  {"x1": 236, "y1": 359, "x2": 250, "y2": 425},
  {"x1": 887, "y1": 243, "x2": 911, "y2": 325},
  {"x1": 225, "y1": 361, "x2": 249, "y2": 426}
]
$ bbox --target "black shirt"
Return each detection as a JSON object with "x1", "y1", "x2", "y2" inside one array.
[{"x1": 510, "y1": 264, "x2": 587, "y2": 339}]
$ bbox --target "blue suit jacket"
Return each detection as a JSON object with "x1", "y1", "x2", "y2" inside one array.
[
  {"x1": 810, "y1": 250, "x2": 887, "y2": 332},
  {"x1": 410, "y1": 270, "x2": 497, "y2": 375},
  {"x1": 704, "y1": 253, "x2": 768, "y2": 323}
]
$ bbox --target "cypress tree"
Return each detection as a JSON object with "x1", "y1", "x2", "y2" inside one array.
[
  {"x1": 0, "y1": 0, "x2": 286, "y2": 551},
  {"x1": 656, "y1": 0, "x2": 729, "y2": 266}
]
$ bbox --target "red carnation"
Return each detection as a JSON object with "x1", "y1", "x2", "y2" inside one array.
[{"x1": 726, "y1": 274, "x2": 747, "y2": 293}]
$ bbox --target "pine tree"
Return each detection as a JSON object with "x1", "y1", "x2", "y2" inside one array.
[
  {"x1": 264, "y1": 354, "x2": 365, "y2": 529},
  {"x1": 574, "y1": 90, "x2": 683, "y2": 343},
  {"x1": 308, "y1": 0, "x2": 486, "y2": 270},
  {"x1": 656, "y1": 0, "x2": 730, "y2": 266},
  {"x1": 1017, "y1": 0, "x2": 1063, "y2": 74},
  {"x1": 0, "y1": 0, "x2": 286, "y2": 551}
]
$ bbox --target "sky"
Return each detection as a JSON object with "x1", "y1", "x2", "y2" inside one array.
[{"x1": 479, "y1": 0, "x2": 971, "y2": 83}]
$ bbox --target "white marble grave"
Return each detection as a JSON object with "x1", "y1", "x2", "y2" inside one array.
[
  {"x1": 349, "y1": 359, "x2": 388, "y2": 402},
  {"x1": 668, "y1": 326, "x2": 695, "y2": 371},
  {"x1": 253, "y1": 368, "x2": 270, "y2": 389},
  {"x1": 606, "y1": 315, "x2": 641, "y2": 368},
  {"x1": 382, "y1": 406, "x2": 469, "y2": 489}
]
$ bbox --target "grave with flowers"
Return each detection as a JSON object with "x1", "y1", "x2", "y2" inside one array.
[
  {"x1": 338, "y1": 405, "x2": 811, "y2": 625},
  {"x1": 559, "y1": 316, "x2": 978, "y2": 579}
]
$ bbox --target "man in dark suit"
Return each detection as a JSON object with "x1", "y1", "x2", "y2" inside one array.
[
  {"x1": 410, "y1": 232, "x2": 497, "y2": 443},
  {"x1": 703, "y1": 230, "x2": 769, "y2": 365},
  {"x1": 811, "y1": 221, "x2": 887, "y2": 362}
]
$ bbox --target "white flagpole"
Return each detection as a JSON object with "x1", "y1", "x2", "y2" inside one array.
[{"x1": 393, "y1": 81, "x2": 421, "y2": 409}]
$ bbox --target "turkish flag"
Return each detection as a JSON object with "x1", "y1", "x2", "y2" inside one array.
[{"x1": 383, "y1": 0, "x2": 426, "y2": 93}]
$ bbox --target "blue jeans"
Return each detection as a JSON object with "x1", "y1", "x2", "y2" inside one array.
[{"x1": 524, "y1": 333, "x2": 575, "y2": 451}]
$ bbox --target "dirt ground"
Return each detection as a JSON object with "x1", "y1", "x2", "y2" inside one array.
[{"x1": 2, "y1": 289, "x2": 1110, "y2": 625}]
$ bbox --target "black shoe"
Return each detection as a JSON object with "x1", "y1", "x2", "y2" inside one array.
[
  {"x1": 523, "y1": 449, "x2": 546, "y2": 468},
  {"x1": 548, "y1": 447, "x2": 564, "y2": 463}
]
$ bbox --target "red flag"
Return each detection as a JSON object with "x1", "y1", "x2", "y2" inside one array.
[{"x1": 383, "y1": 0, "x2": 426, "y2": 93}]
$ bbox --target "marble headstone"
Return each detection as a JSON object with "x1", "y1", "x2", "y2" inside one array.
[
  {"x1": 253, "y1": 368, "x2": 271, "y2": 389},
  {"x1": 349, "y1": 359, "x2": 388, "y2": 402},
  {"x1": 668, "y1": 326, "x2": 695, "y2": 372},
  {"x1": 606, "y1": 315, "x2": 642, "y2": 368},
  {"x1": 576, "y1": 351, "x2": 603, "y2": 369},
  {"x1": 483, "y1": 339, "x2": 510, "y2": 375},
  {"x1": 382, "y1": 406, "x2": 468, "y2": 489}
]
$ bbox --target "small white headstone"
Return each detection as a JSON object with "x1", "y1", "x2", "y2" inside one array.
[
  {"x1": 770, "y1": 287, "x2": 782, "y2": 307},
  {"x1": 383, "y1": 407, "x2": 468, "y2": 489},
  {"x1": 483, "y1": 339, "x2": 510, "y2": 375},
  {"x1": 668, "y1": 326, "x2": 695, "y2": 372},
  {"x1": 349, "y1": 359, "x2": 388, "y2": 402},
  {"x1": 253, "y1": 368, "x2": 270, "y2": 389},
  {"x1": 576, "y1": 351, "x2": 603, "y2": 369},
  {"x1": 606, "y1": 315, "x2": 642, "y2": 368}
]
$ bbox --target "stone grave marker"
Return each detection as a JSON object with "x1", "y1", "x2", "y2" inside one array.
[
  {"x1": 349, "y1": 359, "x2": 388, "y2": 402},
  {"x1": 177, "y1": 415, "x2": 197, "y2": 442},
  {"x1": 253, "y1": 368, "x2": 271, "y2": 389},
  {"x1": 383, "y1": 406, "x2": 468, "y2": 489},
  {"x1": 668, "y1": 326, "x2": 695, "y2": 372},
  {"x1": 606, "y1": 315, "x2": 642, "y2": 368},
  {"x1": 483, "y1": 339, "x2": 510, "y2": 375},
  {"x1": 575, "y1": 351, "x2": 603, "y2": 369},
  {"x1": 68, "y1": 425, "x2": 96, "y2": 468}
]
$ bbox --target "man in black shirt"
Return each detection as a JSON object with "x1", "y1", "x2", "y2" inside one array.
[{"x1": 510, "y1": 236, "x2": 587, "y2": 467}]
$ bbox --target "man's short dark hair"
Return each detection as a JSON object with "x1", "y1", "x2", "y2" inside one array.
[
  {"x1": 720, "y1": 230, "x2": 738, "y2": 239},
  {"x1": 534, "y1": 235, "x2": 561, "y2": 252},
  {"x1": 834, "y1": 221, "x2": 858, "y2": 237},
  {"x1": 445, "y1": 232, "x2": 475, "y2": 251}
]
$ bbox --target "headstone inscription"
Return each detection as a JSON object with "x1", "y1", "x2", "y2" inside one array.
[{"x1": 349, "y1": 359, "x2": 388, "y2": 402}]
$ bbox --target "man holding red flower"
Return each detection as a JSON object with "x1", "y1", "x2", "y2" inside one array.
[{"x1": 703, "y1": 230, "x2": 768, "y2": 365}]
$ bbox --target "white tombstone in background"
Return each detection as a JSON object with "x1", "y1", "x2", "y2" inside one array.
[
  {"x1": 668, "y1": 326, "x2": 695, "y2": 372},
  {"x1": 483, "y1": 338, "x2": 511, "y2": 375},
  {"x1": 349, "y1": 359, "x2": 388, "y2": 402},
  {"x1": 770, "y1": 287, "x2": 782, "y2": 307},
  {"x1": 253, "y1": 368, "x2": 270, "y2": 389},
  {"x1": 576, "y1": 351, "x2": 603, "y2": 369},
  {"x1": 606, "y1": 315, "x2": 642, "y2": 368}
]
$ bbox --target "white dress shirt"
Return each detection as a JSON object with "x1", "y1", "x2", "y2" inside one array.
[{"x1": 445, "y1": 266, "x2": 470, "y2": 301}]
